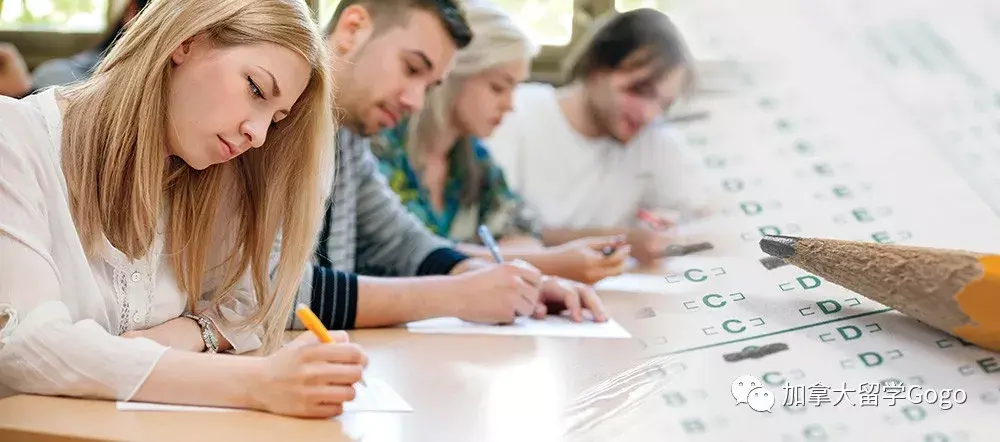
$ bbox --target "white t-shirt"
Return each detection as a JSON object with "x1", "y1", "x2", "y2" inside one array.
[
  {"x1": 485, "y1": 82, "x2": 710, "y2": 230},
  {"x1": 0, "y1": 88, "x2": 261, "y2": 401}
]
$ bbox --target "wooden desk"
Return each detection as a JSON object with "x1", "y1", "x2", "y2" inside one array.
[{"x1": 0, "y1": 275, "x2": 672, "y2": 442}]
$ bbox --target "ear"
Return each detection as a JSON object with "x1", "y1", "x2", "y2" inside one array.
[
  {"x1": 330, "y1": 5, "x2": 374, "y2": 57},
  {"x1": 170, "y1": 34, "x2": 202, "y2": 65}
]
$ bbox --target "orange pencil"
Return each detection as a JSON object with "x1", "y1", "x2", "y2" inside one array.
[
  {"x1": 759, "y1": 235, "x2": 1000, "y2": 352},
  {"x1": 295, "y1": 303, "x2": 366, "y2": 387}
]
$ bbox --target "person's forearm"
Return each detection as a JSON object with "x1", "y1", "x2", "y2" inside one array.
[
  {"x1": 540, "y1": 227, "x2": 628, "y2": 247},
  {"x1": 448, "y1": 257, "x2": 493, "y2": 275},
  {"x1": 456, "y1": 242, "x2": 568, "y2": 277},
  {"x1": 354, "y1": 276, "x2": 460, "y2": 328},
  {"x1": 456, "y1": 235, "x2": 544, "y2": 260},
  {"x1": 131, "y1": 350, "x2": 263, "y2": 409},
  {"x1": 127, "y1": 317, "x2": 233, "y2": 353},
  {"x1": 498, "y1": 235, "x2": 545, "y2": 248}
]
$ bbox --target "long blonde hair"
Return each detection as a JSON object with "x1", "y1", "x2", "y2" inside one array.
[
  {"x1": 59, "y1": 0, "x2": 335, "y2": 353},
  {"x1": 405, "y1": 0, "x2": 538, "y2": 205}
]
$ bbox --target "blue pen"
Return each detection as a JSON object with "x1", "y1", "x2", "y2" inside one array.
[
  {"x1": 477, "y1": 224, "x2": 504, "y2": 263},
  {"x1": 477, "y1": 225, "x2": 537, "y2": 317}
]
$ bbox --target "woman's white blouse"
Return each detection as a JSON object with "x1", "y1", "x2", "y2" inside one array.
[{"x1": 0, "y1": 88, "x2": 262, "y2": 401}]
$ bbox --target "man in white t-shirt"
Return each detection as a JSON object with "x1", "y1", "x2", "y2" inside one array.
[{"x1": 486, "y1": 8, "x2": 710, "y2": 264}]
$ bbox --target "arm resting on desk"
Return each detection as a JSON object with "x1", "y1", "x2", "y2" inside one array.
[
  {"x1": 286, "y1": 249, "x2": 476, "y2": 330},
  {"x1": 129, "y1": 350, "x2": 263, "y2": 409},
  {"x1": 456, "y1": 241, "x2": 575, "y2": 279},
  {"x1": 0, "y1": 134, "x2": 171, "y2": 400},
  {"x1": 0, "y1": 212, "x2": 165, "y2": 401},
  {"x1": 352, "y1": 274, "x2": 473, "y2": 328}
]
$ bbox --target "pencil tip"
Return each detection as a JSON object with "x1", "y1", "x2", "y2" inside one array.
[{"x1": 759, "y1": 235, "x2": 799, "y2": 258}]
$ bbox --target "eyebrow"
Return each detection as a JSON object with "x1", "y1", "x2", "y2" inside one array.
[
  {"x1": 404, "y1": 49, "x2": 445, "y2": 87},
  {"x1": 256, "y1": 65, "x2": 282, "y2": 98},
  {"x1": 405, "y1": 50, "x2": 434, "y2": 72}
]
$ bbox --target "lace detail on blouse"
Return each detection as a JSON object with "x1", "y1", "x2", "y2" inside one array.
[{"x1": 100, "y1": 226, "x2": 165, "y2": 335}]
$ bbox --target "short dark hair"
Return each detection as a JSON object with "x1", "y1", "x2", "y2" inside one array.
[
  {"x1": 327, "y1": 0, "x2": 473, "y2": 49},
  {"x1": 565, "y1": 8, "x2": 693, "y2": 85}
]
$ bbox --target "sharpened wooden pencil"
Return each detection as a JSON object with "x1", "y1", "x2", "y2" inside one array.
[{"x1": 759, "y1": 234, "x2": 1000, "y2": 352}]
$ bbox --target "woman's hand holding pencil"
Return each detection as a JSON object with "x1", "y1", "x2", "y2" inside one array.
[{"x1": 248, "y1": 305, "x2": 368, "y2": 418}]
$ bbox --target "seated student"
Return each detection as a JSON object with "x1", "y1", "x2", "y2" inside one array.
[
  {"x1": 370, "y1": 2, "x2": 630, "y2": 285},
  {"x1": 486, "y1": 8, "x2": 710, "y2": 265},
  {"x1": 0, "y1": 0, "x2": 148, "y2": 98},
  {"x1": 0, "y1": 0, "x2": 365, "y2": 418},
  {"x1": 275, "y1": 0, "x2": 609, "y2": 332}
]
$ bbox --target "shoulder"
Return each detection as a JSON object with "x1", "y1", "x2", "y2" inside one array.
[
  {"x1": 0, "y1": 91, "x2": 53, "y2": 128},
  {"x1": 0, "y1": 93, "x2": 64, "y2": 206},
  {"x1": 0, "y1": 92, "x2": 59, "y2": 166}
]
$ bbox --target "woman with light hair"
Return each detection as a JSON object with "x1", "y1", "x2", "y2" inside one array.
[
  {"x1": 372, "y1": 1, "x2": 630, "y2": 289},
  {"x1": 0, "y1": 0, "x2": 366, "y2": 418}
]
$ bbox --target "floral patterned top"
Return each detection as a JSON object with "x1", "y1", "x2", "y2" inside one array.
[{"x1": 370, "y1": 119, "x2": 542, "y2": 244}]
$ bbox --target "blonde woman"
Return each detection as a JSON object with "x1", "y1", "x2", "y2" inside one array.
[
  {"x1": 371, "y1": 1, "x2": 630, "y2": 286},
  {"x1": 0, "y1": 0, "x2": 366, "y2": 418}
]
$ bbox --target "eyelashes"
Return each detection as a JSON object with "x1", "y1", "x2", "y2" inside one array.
[{"x1": 248, "y1": 76, "x2": 265, "y2": 99}]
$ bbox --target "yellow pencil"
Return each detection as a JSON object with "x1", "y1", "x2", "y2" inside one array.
[
  {"x1": 759, "y1": 234, "x2": 1000, "y2": 352},
  {"x1": 295, "y1": 303, "x2": 366, "y2": 387}
]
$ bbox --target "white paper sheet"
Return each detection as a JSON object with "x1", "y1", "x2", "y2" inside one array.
[
  {"x1": 116, "y1": 376, "x2": 412, "y2": 414},
  {"x1": 593, "y1": 274, "x2": 671, "y2": 294},
  {"x1": 405, "y1": 315, "x2": 632, "y2": 338}
]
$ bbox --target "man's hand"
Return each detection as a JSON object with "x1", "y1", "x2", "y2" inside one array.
[
  {"x1": 532, "y1": 277, "x2": 608, "y2": 323},
  {"x1": 451, "y1": 259, "x2": 543, "y2": 324},
  {"x1": 0, "y1": 44, "x2": 31, "y2": 98}
]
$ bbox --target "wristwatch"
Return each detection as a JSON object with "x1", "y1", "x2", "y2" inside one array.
[{"x1": 184, "y1": 314, "x2": 220, "y2": 353}]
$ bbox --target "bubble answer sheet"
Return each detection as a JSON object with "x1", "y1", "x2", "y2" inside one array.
[{"x1": 561, "y1": 1, "x2": 1000, "y2": 441}]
